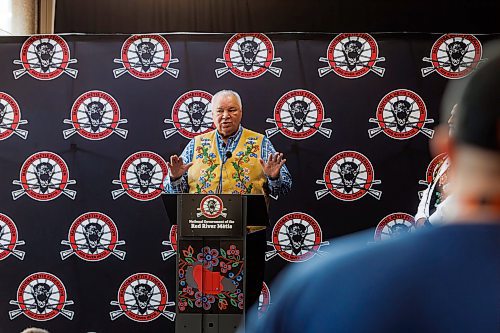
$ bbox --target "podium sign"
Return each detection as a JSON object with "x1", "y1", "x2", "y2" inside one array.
[
  {"x1": 179, "y1": 194, "x2": 243, "y2": 238},
  {"x1": 172, "y1": 194, "x2": 249, "y2": 333}
]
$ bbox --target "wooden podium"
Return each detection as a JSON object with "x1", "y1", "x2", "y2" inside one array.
[{"x1": 162, "y1": 194, "x2": 268, "y2": 333}]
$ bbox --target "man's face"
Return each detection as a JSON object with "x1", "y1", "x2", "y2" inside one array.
[
  {"x1": 213, "y1": 94, "x2": 242, "y2": 138},
  {"x1": 448, "y1": 104, "x2": 458, "y2": 137}
]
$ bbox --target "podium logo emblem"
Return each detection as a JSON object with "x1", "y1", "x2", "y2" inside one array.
[
  {"x1": 0, "y1": 213, "x2": 25, "y2": 261},
  {"x1": 374, "y1": 213, "x2": 416, "y2": 241},
  {"x1": 9, "y1": 272, "x2": 74, "y2": 321},
  {"x1": 421, "y1": 34, "x2": 486, "y2": 79},
  {"x1": 163, "y1": 90, "x2": 214, "y2": 139},
  {"x1": 215, "y1": 33, "x2": 282, "y2": 79},
  {"x1": 113, "y1": 34, "x2": 179, "y2": 79},
  {"x1": 13, "y1": 35, "x2": 78, "y2": 80},
  {"x1": 63, "y1": 90, "x2": 128, "y2": 140},
  {"x1": 60, "y1": 212, "x2": 126, "y2": 261},
  {"x1": 197, "y1": 195, "x2": 227, "y2": 218},
  {"x1": 0, "y1": 92, "x2": 28, "y2": 140},
  {"x1": 12, "y1": 151, "x2": 77, "y2": 201},
  {"x1": 368, "y1": 89, "x2": 434, "y2": 140},
  {"x1": 318, "y1": 33, "x2": 385, "y2": 78},
  {"x1": 266, "y1": 212, "x2": 329, "y2": 262},
  {"x1": 266, "y1": 89, "x2": 332, "y2": 140},
  {"x1": 316, "y1": 151, "x2": 382, "y2": 201},
  {"x1": 110, "y1": 273, "x2": 175, "y2": 322}
]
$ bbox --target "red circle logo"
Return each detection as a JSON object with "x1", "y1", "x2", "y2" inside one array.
[
  {"x1": 69, "y1": 90, "x2": 123, "y2": 140},
  {"x1": 424, "y1": 34, "x2": 483, "y2": 79},
  {"x1": 0, "y1": 92, "x2": 22, "y2": 140},
  {"x1": 19, "y1": 35, "x2": 73, "y2": 80},
  {"x1": 258, "y1": 282, "x2": 271, "y2": 317},
  {"x1": 15, "y1": 272, "x2": 71, "y2": 321},
  {"x1": 115, "y1": 151, "x2": 168, "y2": 201},
  {"x1": 374, "y1": 89, "x2": 429, "y2": 140},
  {"x1": 119, "y1": 35, "x2": 174, "y2": 80},
  {"x1": 167, "y1": 90, "x2": 214, "y2": 139},
  {"x1": 18, "y1": 151, "x2": 72, "y2": 201},
  {"x1": 425, "y1": 153, "x2": 448, "y2": 185},
  {"x1": 374, "y1": 213, "x2": 415, "y2": 241},
  {"x1": 217, "y1": 33, "x2": 280, "y2": 79},
  {"x1": 321, "y1": 151, "x2": 378, "y2": 201},
  {"x1": 116, "y1": 273, "x2": 169, "y2": 322},
  {"x1": 0, "y1": 213, "x2": 21, "y2": 260},
  {"x1": 66, "y1": 212, "x2": 121, "y2": 261},
  {"x1": 269, "y1": 212, "x2": 324, "y2": 262},
  {"x1": 272, "y1": 89, "x2": 328, "y2": 140},
  {"x1": 324, "y1": 33, "x2": 381, "y2": 78}
]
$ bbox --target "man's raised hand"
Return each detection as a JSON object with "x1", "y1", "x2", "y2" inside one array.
[{"x1": 167, "y1": 155, "x2": 193, "y2": 180}]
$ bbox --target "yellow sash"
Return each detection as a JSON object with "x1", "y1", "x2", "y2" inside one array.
[{"x1": 188, "y1": 128, "x2": 266, "y2": 194}]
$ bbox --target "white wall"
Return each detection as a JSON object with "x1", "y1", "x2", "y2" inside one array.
[{"x1": 0, "y1": 0, "x2": 55, "y2": 35}]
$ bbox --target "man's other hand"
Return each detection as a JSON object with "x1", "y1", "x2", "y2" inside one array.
[{"x1": 259, "y1": 152, "x2": 286, "y2": 180}]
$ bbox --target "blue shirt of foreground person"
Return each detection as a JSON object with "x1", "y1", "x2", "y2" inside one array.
[{"x1": 241, "y1": 50, "x2": 500, "y2": 333}]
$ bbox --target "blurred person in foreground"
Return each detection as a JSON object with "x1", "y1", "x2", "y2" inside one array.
[
  {"x1": 241, "y1": 50, "x2": 500, "y2": 333},
  {"x1": 414, "y1": 103, "x2": 458, "y2": 228}
]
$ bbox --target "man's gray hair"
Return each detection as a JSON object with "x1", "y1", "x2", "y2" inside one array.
[{"x1": 212, "y1": 90, "x2": 242, "y2": 110}]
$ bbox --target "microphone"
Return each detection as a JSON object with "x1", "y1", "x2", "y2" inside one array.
[{"x1": 225, "y1": 151, "x2": 232, "y2": 159}]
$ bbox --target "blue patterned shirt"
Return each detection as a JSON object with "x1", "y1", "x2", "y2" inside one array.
[{"x1": 163, "y1": 126, "x2": 292, "y2": 198}]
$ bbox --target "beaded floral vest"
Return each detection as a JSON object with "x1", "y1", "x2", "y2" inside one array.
[{"x1": 188, "y1": 128, "x2": 266, "y2": 194}]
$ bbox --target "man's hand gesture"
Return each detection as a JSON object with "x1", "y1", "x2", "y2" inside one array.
[
  {"x1": 167, "y1": 155, "x2": 193, "y2": 180},
  {"x1": 259, "y1": 152, "x2": 286, "y2": 180}
]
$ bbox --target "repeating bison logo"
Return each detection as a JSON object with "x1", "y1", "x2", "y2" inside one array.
[
  {"x1": 63, "y1": 90, "x2": 128, "y2": 140},
  {"x1": 163, "y1": 90, "x2": 214, "y2": 139},
  {"x1": 9, "y1": 272, "x2": 74, "y2": 321},
  {"x1": 113, "y1": 34, "x2": 179, "y2": 79},
  {"x1": 266, "y1": 212, "x2": 329, "y2": 262},
  {"x1": 13, "y1": 35, "x2": 78, "y2": 80},
  {"x1": 12, "y1": 151, "x2": 77, "y2": 201},
  {"x1": 421, "y1": 34, "x2": 486, "y2": 79},
  {"x1": 0, "y1": 213, "x2": 25, "y2": 261},
  {"x1": 368, "y1": 89, "x2": 434, "y2": 140},
  {"x1": 374, "y1": 213, "x2": 416, "y2": 241},
  {"x1": 111, "y1": 151, "x2": 168, "y2": 201},
  {"x1": 215, "y1": 33, "x2": 282, "y2": 79},
  {"x1": 318, "y1": 33, "x2": 385, "y2": 78},
  {"x1": 316, "y1": 151, "x2": 382, "y2": 201},
  {"x1": 0, "y1": 92, "x2": 28, "y2": 140},
  {"x1": 266, "y1": 89, "x2": 332, "y2": 140},
  {"x1": 60, "y1": 212, "x2": 126, "y2": 261},
  {"x1": 110, "y1": 273, "x2": 175, "y2": 322}
]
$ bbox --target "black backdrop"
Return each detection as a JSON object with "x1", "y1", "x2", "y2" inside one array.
[
  {"x1": 0, "y1": 32, "x2": 499, "y2": 332},
  {"x1": 54, "y1": 0, "x2": 500, "y2": 34}
]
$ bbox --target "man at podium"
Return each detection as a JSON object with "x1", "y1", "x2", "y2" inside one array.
[
  {"x1": 163, "y1": 89, "x2": 292, "y2": 198},
  {"x1": 163, "y1": 89, "x2": 292, "y2": 311}
]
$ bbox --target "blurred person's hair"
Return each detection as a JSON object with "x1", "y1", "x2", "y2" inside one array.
[
  {"x1": 20, "y1": 328, "x2": 49, "y2": 333},
  {"x1": 440, "y1": 40, "x2": 500, "y2": 149},
  {"x1": 454, "y1": 49, "x2": 500, "y2": 153}
]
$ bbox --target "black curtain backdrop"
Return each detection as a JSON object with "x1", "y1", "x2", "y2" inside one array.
[
  {"x1": 1, "y1": 32, "x2": 499, "y2": 332},
  {"x1": 54, "y1": 0, "x2": 500, "y2": 34}
]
